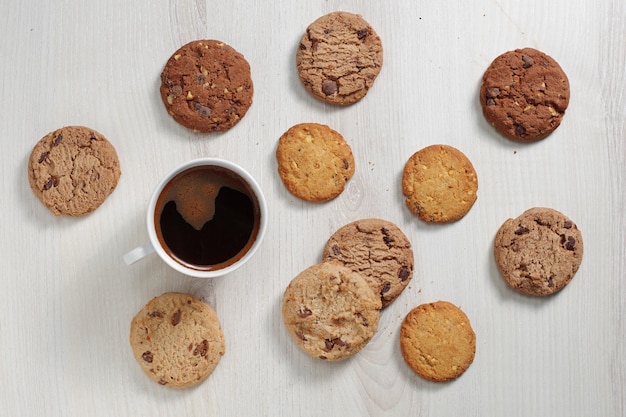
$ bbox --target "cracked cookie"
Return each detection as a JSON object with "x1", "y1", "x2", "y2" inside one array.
[
  {"x1": 276, "y1": 123, "x2": 354, "y2": 202},
  {"x1": 494, "y1": 207, "x2": 583, "y2": 296},
  {"x1": 28, "y1": 126, "x2": 121, "y2": 216},
  {"x1": 282, "y1": 261, "x2": 381, "y2": 361},
  {"x1": 160, "y1": 40, "x2": 253, "y2": 132},
  {"x1": 322, "y1": 218, "x2": 414, "y2": 307},
  {"x1": 480, "y1": 48, "x2": 570, "y2": 142},
  {"x1": 402, "y1": 144, "x2": 478, "y2": 223},
  {"x1": 400, "y1": 301, "x2": 476, "y2": 382},
  {"x1": 296, "y1": 11, "x2": 383, "y2": 105},
  {"x1": 129, "y1": 292, "x2": 225, "y2": 389}
]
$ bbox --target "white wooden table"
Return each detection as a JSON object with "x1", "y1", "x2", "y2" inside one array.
[{"x1": 2, "y1": 0, "x2": 624, "y2": 416}]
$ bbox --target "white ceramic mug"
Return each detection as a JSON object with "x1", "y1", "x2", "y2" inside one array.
[{"x1": 124, "y1": 158, "x2": 267, "y2": 278}]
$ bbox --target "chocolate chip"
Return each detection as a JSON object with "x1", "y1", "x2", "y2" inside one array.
[
  {"x1": 563, "y1": 221, "x2": 573, "y2": 229},
  {"x1": 295, "y1": 330, "x2": 307, "y2": 341},
  {"x1": 322, "y1": 79, "x2": 338, "y2": 96},
  {"x1": 548, "y1": 276, "x2": 554, "y2": 287},
  {"x1": 380, "y1": 282, "x2": 391, "y2": 295},
  {"x1": 42, "y1": 176, "x2": 58, "y2": 191},
  {"x1": 147, "y1": 311, "x2": 164, "y2": 318},
  {"x1": 171, "y1": 309, "x2": 182, "y2": 326},
  {"x1": 399, "y1": 266, "x2": 410, "y2": 281},
  {"x1": 514, "y1": 226, "x2": 529, "y2": 235},
  {"x1": 343, "y1": 159, "x2": 350, "y2": 170},
  {"x1": 565, "y1": 236, "x2": 576, "y2": 251},
  {"x1": 486, "y1": 98, "x2": 496, "y2": 106},
  {"x1": 331, "y1": 244, "x2": 341, "y2": 256},
  {"x1": 324, "y1": 28, "x2": 331, "y2": 35},
  {"x1": 142, "y1": 351, "x2": 153, "y2": 363},
  {"x1": 324, "y1": 338, "x2": 346, "y2": 351},
  {"x1": 357, "y1": 28, "x2": 370, "y2": 39},
  {"x1": 324, "y1": 339, "x2": 334, "y2": 351},
  {"x1": 53, "y1": 134, "x2": 63, "y2": 146},
  {"x1": 355, "y1": 312, "x2": 369, "y2": 327},
  {"x1": 299, "y1": 43, "x2": 306, "y2": 50},
  {"x1": 515, "y1": 124, "x2": 527, "y2": 136},
  {"x1": 193, "y1": 340, "x2": 209, "y2": 357},
  {"x1": 298, "y1": 308, "x2": 312, "y2": 318},
  {"x1": 194, "y1": 102, "x2": 212, "y2": 118},
  {"x1": 522, "y1": 55, "x2": 534, "y2": 68},
  {"x1": 486, "y1": 87, "x2": 500, "y2": 98},
  {"x1": 38, "y1": 152, "x2": 49, "y2": 163}
]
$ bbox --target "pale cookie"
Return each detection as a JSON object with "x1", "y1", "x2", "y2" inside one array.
[
  {"x1": 276, "y1": 123, "x2": 355, "y2": 202},
  {"x1": 160, "y1": 40, "x2": 253, "y2": 132},
  {"x1": 494, "y1": 207, "x2": 583, "y2": 296},
  {"x1": 282, "y1": 261, "x2": 382, "y2": 361},
  {"x1": 28, "y1": 126, "x2": 121, "y2": 216},
  {"x1": 322, "y1": 218, "x2": 414, "y2": 308},
  {"x1": 402, "y1": 144, "x2": 478, "y2": 223},
  {"x1": 400, "y1": 301, "x2": 476, "y2": 382},
  {"x1": 480, "y1": 48, "x2": 570, "y2": 142},
  {"x1": 129, "y1": 292, "x2": 225, "y2": 389},
  {"x1": 296, "y1": 11, "x2": 383, "y2": 105}
]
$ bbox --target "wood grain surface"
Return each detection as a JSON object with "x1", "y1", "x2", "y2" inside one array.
[{"x1": 1, "y1": 0, "x2": 624, "y2": 416}]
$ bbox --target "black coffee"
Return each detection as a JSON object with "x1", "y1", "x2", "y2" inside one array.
[{"x1": 154, "y1": 165, "x2": 261, "y2": 271}]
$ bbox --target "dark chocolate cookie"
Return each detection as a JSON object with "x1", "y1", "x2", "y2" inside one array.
[
  {"x1": 160, "y1": 40, "x2": 253, "y2": 132},
  {"x1": 480, "y1": 48, "x2": 570, "y2": 142}
]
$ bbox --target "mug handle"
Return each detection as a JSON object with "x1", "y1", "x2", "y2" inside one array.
[{"x1": 123, "y1": 242, "x2": 155, "y2": 265}]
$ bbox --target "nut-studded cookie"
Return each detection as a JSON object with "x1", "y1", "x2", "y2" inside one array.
[
  {"x1": 160, "y1": 40, "x2": 253, "y2": 132},
  {"x1": 322, "y1": 218, "x2": 414, "y2": 307},
  {"x1": 282, "y1": 261, "x2": 382, "y2": 361},
  {"x1": 276, "y1": 123, "x2": 355, "y2": 202},
  {"x1": 28, "y1": 126, "x2": 121, "y2": 216},
  {"x1": 129, "y1": 292, "x2": 225, "y2": 389},
  {"x1": 480, "y1": 48, "x2": 570, "y2": 142},
  {"x1": 494, "y1": 207, "x2": 583, "y2": 296},
  {"x1": 400, "y1": 301, "x2": 476, "y2": 382},
  {"x1": 296, "y1": 12, "x2": 383, "y2": 105},
  {"x1": 402, "y1": 144, "x2": 478, "y2": 223}
]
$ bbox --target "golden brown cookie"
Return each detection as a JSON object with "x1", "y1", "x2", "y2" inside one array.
[
  {"x1": 402, "y1": 144, "x2": 478, "y2": 223},
  {"x1": 322, "y1": 218, "x2": 414, "y2": 308},
  {"x1": 480, "y1": 48, "x2": 570, "y2": 142},
  {"x1": 276, "y1": 123, "x2": 355, "y2": 202},
  {"x1": 400, "y1": 301, "x2": 476, "y2": 382},
  {"x1": 296, "y1": 11, "x2": 383, "y2": 105},
  {"x1": 494, "y1": 207, "x2": 583, "y2": 296},
  {"x1": 129, "y1": 292, "x2": 225, "y2": 389},
  {"x1": 281, "y1": 261, "x2": 382, "y2": 361},
  {"x1": 160, "y1": 40, "x2": 253, "y2": 132},
  {"x1": 28, "y1": 126, "x2": 121, "y2": 216}
]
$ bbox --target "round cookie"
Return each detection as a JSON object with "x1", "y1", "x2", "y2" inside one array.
[
  {"x1": 281, "y1": 261, "x2": 382, "y2": 361},
  {"x1": 276, "y1": 123, "x2": 355, "y2": 202},
  {"x1": 480, "y1": 48, "x2": 570, "y2": 142},
  {"x1": 494, "y1": 207, "x2": 583, "y2": 296},
  {"x1": 296, "y1": 11, "x2": 383, "y2": 105},
  {"x1": 402, "y1": 144, "x2": 478, "y2": 223},
  {"x1": 400, "y1": 301, "x2": 476, "y2": 382},
  {"x1": 28, "y1": 126, "x2": 121, "y2": 216},
  {"x1": 129, "y1": 292, "x2": 225, "y2": 388},
  {"x1": 160, "y1": 40, "x2": 253, "y2": 132},
  {"x1": 322, "y1": 218, "x2": 414, "y2": 307}
]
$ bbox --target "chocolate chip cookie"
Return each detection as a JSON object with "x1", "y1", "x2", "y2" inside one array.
[
  {"x1": 494, "y1": 207, "x2": 583, "y2": 296},
  {"x1": 28, "y1": 126, "x2": 121, "y2": 216},
  {"x1": 402, "y1": 144, "x2": 478, "y2": 223},
  {"x1": 480, "y1": 48, "x2": 570, "y2": 142},
  {"x1": 400, "y1": 301, "x2": 476, "y2": 382},
  {"x1": 282, "y1": 261, "x2": 382, "y2": 361},
  {"x1": 160, "y1": 40, "x2": 253, "y2": 132},
  {"x1": 129, "y1": 292, "x2": 225, "y2": 388},
  {"x1": 296, "y1": 11, "x2": 383, "y2": 105},
  {"x1": 276, "y1": 123, "x2": 355, "y2": 202},
  {"x1": 322, "y1": 218, "x2": 414, "y2": 307}
]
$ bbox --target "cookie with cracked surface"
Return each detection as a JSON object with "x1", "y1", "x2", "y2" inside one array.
[
  {"x1": 276, "y1": 123, "x2": 355, "y2": 202},
  {"x1": 129, "y1": 292, "x2": 225, "y2": 389},
  {"x1": 480, "y1": 48, "x2": 570, "y2": 142},
  {"x1": 402, "y1": 144, "x2": 478, "y2": 223},
  {"x1": 296, "y1": 11, "x2": 383, "y2": 105},
  {"x1": 322, "y1": 218, "x2": 414, "y2": 308},
  {"x1": 400, "y1": 301, "x2": 476, "y2": 382},
  {"x1": 282, "y1": 261, "x2": 382, "y2": 361},
  {"x1": 160, "y1": 40, "x2": 253, "y2": 132},
  {"x1": 28, "y1": 126, "x2": 121, "y2": 216},
  {"x1": 494, "y1": 207, "x2": 583, "y2": 296}
]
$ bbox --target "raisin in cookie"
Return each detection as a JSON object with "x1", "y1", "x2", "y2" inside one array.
[
  {"x1": 494, "y1": 207, "x2": 583, "y2": 296},
  {"x1": 296, "y1": 11, "x2": 383, "y2": 105},
  {"x1": 402, "y1": 144, "x2": 478, "y2": 223},
  {"x1": 480, "y1": 48, "x2": 570, "y2": 142},
  {"x1": 276, "y1": 123, "x2": 354, "y2": 202},
  {"x1": 129, "y1": 292, "x2": 225, "y2": 388},
  {"x1": 28, "y1": 126, "x2": 121, "y2": 216},
  {"x1": 160, "y1": 40, "x2": 253, "y2": 132},
  {"x1": 322, "y1": 218, "x2": 414, "y2": 307},
  {"x1": 400, "y1": 301, "x2": 476, "y2": 382},
  {"x1": 282, "y1": 261, "x2": 381, "y2": 361}
]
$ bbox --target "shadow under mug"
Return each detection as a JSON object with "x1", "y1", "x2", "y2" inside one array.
[{"x1": 123, "y1": 158, "x2": 267, "y2": 278}]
